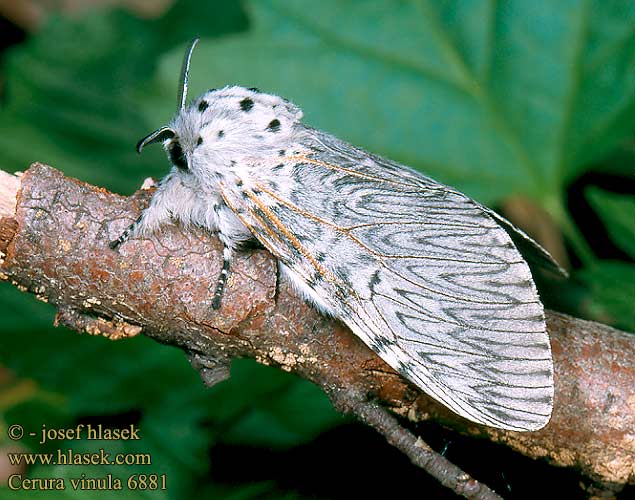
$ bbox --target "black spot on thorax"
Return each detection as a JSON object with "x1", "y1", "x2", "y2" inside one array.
[
  {"x1": 267, "y1": 119, "x2": 281, "y2": 132},
  {"x1": 198, "y1": 100, "x2": 209, "y2": 112},
  {"x1": 240, "y1": 98, "x2": 254, "y2": 111}
]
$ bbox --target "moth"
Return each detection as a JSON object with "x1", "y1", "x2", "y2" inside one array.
[{"x1": 111, "y1": 39, "x2": 564, "y2": 431}]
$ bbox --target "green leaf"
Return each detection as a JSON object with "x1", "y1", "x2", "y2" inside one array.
[
  {"x1": 151, "y1": 0, "x2": 635, "y2": 206},
  {"x1": 0, "y1": 1, "x2": 247, "y2": 194},
  {"x1": 0, "y1": 325, "x2": 213, "y2": 497},
  {"x1": 576, "y1": 261, "x2": 635, "y2": 331},
  {"x1": 203, "y1": 360, "x2": 343, "y2": 449},
  {"x1": 592, "y1": 136, "x2": 635, "y2": 177},
  {"x1": 0, "y1": 4, "x2": 253, "y2": 495},
  {"x1": 216, "y1": 363, "x2": 344, "y2": 448},
  {"x1": 586, "y1": 187, "x2": 635, "y2": 256}
]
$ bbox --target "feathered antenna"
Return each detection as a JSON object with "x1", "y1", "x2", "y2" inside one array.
[{"x1": 178, "y1": 37, "x2": 200, "y2": 111}]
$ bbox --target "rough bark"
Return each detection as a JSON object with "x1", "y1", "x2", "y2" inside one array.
[{"x1": 1, "y1": 164, "x2": 634, "y2": 495}]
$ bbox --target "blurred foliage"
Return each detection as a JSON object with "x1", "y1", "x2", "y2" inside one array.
[
  {"x1": 0, "y1": 0, "x2": 634, "y2": 498},
  {"x1": 586, "y1": 187, "x2": 635, "y2": 256}
]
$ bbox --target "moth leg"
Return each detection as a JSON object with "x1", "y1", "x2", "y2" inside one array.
[
  {"x1": 108, "y1": 175, "x2": 177, "y2": 250},
  {"x1": 211, "y1": 240, "x2": 232, "y2": 310},
  {"x1": 109, "y1": 205, "x2": 170, "y2": 250},
  {"x1": 109, "y1": 215, "x2": 142, "y2": 250}
]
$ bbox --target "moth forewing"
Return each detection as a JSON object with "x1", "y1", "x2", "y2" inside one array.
[
  {"x1": 219, "y1": 128, "x2": 554, "y2": 431},
  {"x1": 114, "y1": 40, "x2": 557, "y2": 431}
]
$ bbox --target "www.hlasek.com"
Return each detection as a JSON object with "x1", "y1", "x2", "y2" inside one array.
[{"x1": 5, "y1": 423, "x2": 167, "y2": 492}]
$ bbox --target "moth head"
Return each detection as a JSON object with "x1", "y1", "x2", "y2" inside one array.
[
  {"x1": 136, "y1": 38, "x2": 304, "y2": 174},
  {"x1": 135, "y1": 38, "x2": 200, "y2": 174}
]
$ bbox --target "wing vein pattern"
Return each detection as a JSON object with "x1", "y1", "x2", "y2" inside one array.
[{"x1": 221, "y1": 129, "x2": 554, "y2": 431}]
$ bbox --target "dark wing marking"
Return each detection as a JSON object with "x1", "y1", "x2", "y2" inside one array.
[
  {"x1": 302, "y1": 126, "x2": 566, "y2": 277},
  {"x1": 220, "y1": 130, "x2": 554, "y2": 430}
]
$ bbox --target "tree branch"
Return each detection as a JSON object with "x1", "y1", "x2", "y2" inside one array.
[{"x1": 1, "y1": 164, "x2": 634, "y2": 496}]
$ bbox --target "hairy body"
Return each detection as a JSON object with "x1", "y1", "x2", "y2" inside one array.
[{"x1": 111, "y1": 42, "x2": 561, "y2": 431}]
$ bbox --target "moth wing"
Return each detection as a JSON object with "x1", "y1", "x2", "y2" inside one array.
[{"x1": 220, "y1": 133, "x2": 554, "y2": 431}]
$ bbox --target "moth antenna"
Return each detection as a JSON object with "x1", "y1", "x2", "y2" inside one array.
[
  {"x1": 178, "y1": 37, "x2": 200, "y2": 112},
  {"x1": 136, "y1": 126, "x2": 175, "y2": 154}
]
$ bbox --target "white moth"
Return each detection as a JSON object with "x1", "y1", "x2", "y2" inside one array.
[{"x1": 111, "y1": 39, "x2": 564, "y2": 431}]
